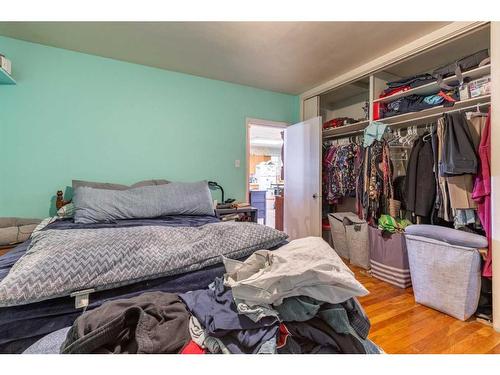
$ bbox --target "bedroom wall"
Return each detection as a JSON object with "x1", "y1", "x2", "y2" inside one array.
[{"x1": 0, "y1": 36, "x2": 299, "y2": 218}]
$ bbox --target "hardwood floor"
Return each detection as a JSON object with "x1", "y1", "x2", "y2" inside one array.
[{"x1": 352, "y1": 266, "x2": 500, "y2": 354}]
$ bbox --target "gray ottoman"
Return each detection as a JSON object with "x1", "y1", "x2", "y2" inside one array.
[{"x1": 405, "y1": 225, "x2": 487, "y2": 321}]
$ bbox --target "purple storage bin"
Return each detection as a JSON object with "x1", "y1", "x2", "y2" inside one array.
[{"x1": 368, "y1": 226, "x2": 411, "y2": 288}]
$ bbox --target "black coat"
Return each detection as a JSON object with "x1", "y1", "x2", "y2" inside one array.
[{"x1": 405, "y1": 137, "x2": 436, "y2": 218}]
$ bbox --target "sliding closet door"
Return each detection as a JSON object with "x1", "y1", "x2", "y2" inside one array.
[{"x1": 284, "y1": 116, "x2": 322, "y2": 240}]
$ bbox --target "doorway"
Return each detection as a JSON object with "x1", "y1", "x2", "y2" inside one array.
[{"x1": 246, "y1": 119, "x2": 287, "y2": 229}]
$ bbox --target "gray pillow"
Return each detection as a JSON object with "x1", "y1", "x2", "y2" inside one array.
[
  {"x1": 72, "y1": 179, "x2": 169, "y2": 191},
  {"x1": 73, "y1": 181, "x2": 215, "y2": 224},
  {"x1": 130, "y1": 179, "x2": 170, "y2": 188},
  {"x1": 405, "y1": 224, "x2": 488, "y2": 249},
  {"x1": 72, "y1": 180, "x2": 128, "y2": 191}
]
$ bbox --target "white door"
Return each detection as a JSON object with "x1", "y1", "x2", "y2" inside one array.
[
  {"x1": 303, "y1": 96, "x2": 320, "y2": 121},
  {"x1": 284, "y1": 116, "x2": 322, "y2": 240}
]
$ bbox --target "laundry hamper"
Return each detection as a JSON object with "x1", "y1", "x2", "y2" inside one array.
[
  {"x1": 368, "y1": 226, "x2": 411, "y2": 288},
  {"x1": 405, "y1": 225, "x2": 486, "y2": 321},
  {"x1": 344, "y1": 216, "x2": 370, "y2": 269},
  {"x1": 328, "y1": 212, "x2": 365, "y2": 260}
]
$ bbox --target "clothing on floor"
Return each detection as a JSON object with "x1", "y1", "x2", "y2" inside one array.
[
  {"x1": 277, "y1": 318, "x2": 366, "y2": 354},
  {"x1": 180, "y1": 340, "x2": 206, "y2": 354},
  {"x1": 223, "y1": 237, "x2": 368, "y2": 307},
  {"x1": 472, "y1": 109, "x2": 492, "y2": 277},
  {"x1": 179, "y1": 277, "x2": 279, "y2": 354},
  {"x1": 61, "y1": 292, "x2": 191, "y2": 354},
  {"x1": 188, "y1": 316, "x2": 231, "y2": 354},
  {"x1": 276, "y1": 296, "x2": 370, "y2": 340},
  {"x1": 234, "y1": 298, "x2": 280, "y2": 323}
]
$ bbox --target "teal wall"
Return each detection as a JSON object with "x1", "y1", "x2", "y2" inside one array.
[{"x1": 0, "y1": 36, "x2": 299, "y2": 218}]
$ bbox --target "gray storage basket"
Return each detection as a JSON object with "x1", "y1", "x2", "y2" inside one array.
[
  {"x1": 405, "y1": 233, "x2": 482, "y2": 321},
  {"x1": 328, "y1": 212, "x2": 368, "y2": 266},
  {"x1": 328, "y1": 212, "x2": 357, "y2": 260},
  {"x1": 344, "y1": 217, "x2": 369, "y2": 269}
]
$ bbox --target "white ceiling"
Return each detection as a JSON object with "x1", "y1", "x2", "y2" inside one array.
[{"x1": 0, "y1": 22, "x2": 450, "y2": 94}]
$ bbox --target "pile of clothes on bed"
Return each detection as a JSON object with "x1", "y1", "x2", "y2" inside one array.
[{"x1": 24, "y1": 237, "x2": 381, "y2": 354}]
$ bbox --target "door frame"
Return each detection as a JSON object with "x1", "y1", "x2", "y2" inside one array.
[{"x1": 245, "y1": 118, "x2": 289, "y2": 203}]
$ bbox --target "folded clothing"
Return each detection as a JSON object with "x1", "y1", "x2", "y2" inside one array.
[
  {"x1": 385, "y1": 73, "x2": 436, "y2": 92},
  {"x1": 61, "y1": 292, "x2": 191, "y2": 354},
  {"x1": 382, "y1": 89, "x2": 458, "y2": 118},
  {"x1": 223, "y1": 237, "x2": 368, "y2": 306}
]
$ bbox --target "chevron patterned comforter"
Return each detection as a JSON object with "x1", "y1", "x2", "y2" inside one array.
[{"x1": 0, "y1": 222, "x2": 288, "y2": 307}]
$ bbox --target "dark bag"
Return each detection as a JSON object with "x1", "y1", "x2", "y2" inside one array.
[{"x1": 432, "y1": 49, "x2": 490, "y2": 89}]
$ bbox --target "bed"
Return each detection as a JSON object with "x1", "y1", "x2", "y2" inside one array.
[
  {"x1": 0, "y1": 213, "x2": 289, "y2": 353},
  {"x1": 0, "y1": 180, "x2": 380, "y2": 354}
]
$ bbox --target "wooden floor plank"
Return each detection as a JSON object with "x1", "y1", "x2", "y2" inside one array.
[{"x1": 350, "y1": 266, "x2": 500, "y2": 354}]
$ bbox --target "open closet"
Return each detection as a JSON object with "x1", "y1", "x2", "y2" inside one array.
[{"x1": 284, "y1": 22, "x2": 493, "y2": 323}]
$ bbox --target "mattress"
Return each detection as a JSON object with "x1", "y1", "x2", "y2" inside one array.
[{"x1": 0, "y1": 215, "x2": 286, "y2": 353}]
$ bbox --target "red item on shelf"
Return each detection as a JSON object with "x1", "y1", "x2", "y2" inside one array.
[{"x1": 372, "y1": 85, "x2": 411, "y2": 120}]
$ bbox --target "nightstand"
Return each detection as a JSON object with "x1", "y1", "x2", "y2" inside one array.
[{"x1": 215, "y1": 207, "x2": 258, "y2": 223}]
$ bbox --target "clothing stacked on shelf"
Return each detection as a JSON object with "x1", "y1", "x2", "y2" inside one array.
[
  {"x1": 381, "y1": 89, "x2": 458, "y2": 118},
  {"x1": 22, "y1": 237, "x2": 382, "y2": 354},
  {"x1": 323, "y1": 117, "x2": 357, "y2": 130},
  {"x1": 323, "y1": 141, "x2": 362, "y2": 204},
  {"x1": 373, "y1": 49, "x2": 490, "y2": 120}
]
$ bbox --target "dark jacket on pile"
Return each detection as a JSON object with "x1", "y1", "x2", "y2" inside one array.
[
  {"x1": 405, "y1": 137, "x2": 436, "y2": 219},
  {"x1": 179, "y1": 277, "x2": 279, "y2": 354},
  {"x1": 275, "y1": 296, "x2": 371, "y2": 354},
  {"x1": 441, "y1": 111, "x2": 478, "y2": 175},
  {"x1": 61, "y1": 292, "x2": 191, "y2": 354}
]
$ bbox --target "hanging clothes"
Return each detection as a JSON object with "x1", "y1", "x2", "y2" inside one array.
[
  {"x1": 405, "y1": 136, "x2": 436, "y2": 221},
  {"x1": 323, "y1": 142, "x2": 362, "y2": 204},
  {"x1": 358, "y1": 140, "x2": 393, "y2": 223},
  {"x1": 472, "y1": 108, "x2": 491, "y2": 277},
  {"x1": 436, "y1": 117, "x2": 454, "y2": 222},
  {"x1": 441, "y1": 111, "x2": 478, "y2": 176},
  {"x1": 446, "y1": 114, "x2": 488, "y2": 210}
]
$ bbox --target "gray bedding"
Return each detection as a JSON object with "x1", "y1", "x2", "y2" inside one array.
[
  {"x1": 0, "y1": 222, "x2": 287, "y2": 307},
  {"x1": 73, "y1": 181, "x2": 215, "y2": 224}
]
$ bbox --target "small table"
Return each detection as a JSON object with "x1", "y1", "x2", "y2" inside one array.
[{"x1": 215, "y1": 207, "x2": 258, "y2": 223}]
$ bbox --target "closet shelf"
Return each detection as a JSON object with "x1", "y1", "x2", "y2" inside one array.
[
  {"x1": 378, "y1": 95, "x2": 491, "y2": 127},
  {"x1": 322, "y1": 120, "x2": 369, "y2": 139},
  {"x1": 373, "y1": 64, "x2": 490, "y2": 104},
  {"x1": 0, "y1": 67, "x2": 15, "y2": 85},
  {"x1": 321, "y1": 95, "x2": 490, "y2": 139}
]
